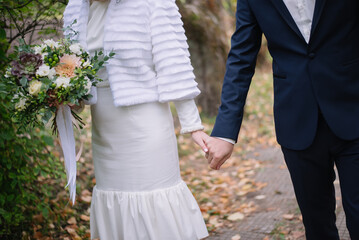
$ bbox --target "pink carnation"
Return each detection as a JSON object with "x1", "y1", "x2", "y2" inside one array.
[{"x1": 55, "y1": 54, "x2": 81, "y2": 78}]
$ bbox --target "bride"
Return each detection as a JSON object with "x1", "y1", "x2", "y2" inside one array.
[{"x1": 63, "y1": 0, "x2": 210, "y2": 239}]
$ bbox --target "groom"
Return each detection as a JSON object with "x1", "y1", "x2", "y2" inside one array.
[{"x1": 205, "y1": 0, "x2": 359, "y2": 239}]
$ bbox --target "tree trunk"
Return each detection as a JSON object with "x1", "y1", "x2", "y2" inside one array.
[{"x1": 178, "y1": 0, "x2": 232, "y2": 116}]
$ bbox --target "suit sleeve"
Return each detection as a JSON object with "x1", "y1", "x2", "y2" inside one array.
[{"x1": 211, "y1": 0, "x2": 262, "y2": 142}]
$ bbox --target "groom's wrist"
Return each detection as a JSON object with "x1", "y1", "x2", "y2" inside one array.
[{"x1": 215, "y1": 137, "x2": 235, "y2": 145}]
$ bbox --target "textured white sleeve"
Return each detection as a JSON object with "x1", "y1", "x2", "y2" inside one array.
[
  {"x1": 174, "y1": 99, "x2": 204, "y2": 134},
  {"x1": 150, "y1": 0, "x2": 201, "y2": 102}
]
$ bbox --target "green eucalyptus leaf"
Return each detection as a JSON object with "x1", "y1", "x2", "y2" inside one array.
[{"x1": 20, "y1": 77, "x2": 27, "y2": 87}]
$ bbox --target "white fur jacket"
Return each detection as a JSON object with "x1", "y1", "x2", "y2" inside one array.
[{"x1": 63, "y1": 0, "x2": 200, "y2": 107}]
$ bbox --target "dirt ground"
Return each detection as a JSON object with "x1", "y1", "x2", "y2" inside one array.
[{"x1": 204, "y1": 146, "x2": 350, "y2": 240}]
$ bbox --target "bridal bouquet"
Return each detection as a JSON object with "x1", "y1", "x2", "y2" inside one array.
[{"x1": 4, "y1": 36, "x2": 114, "y2": 203}]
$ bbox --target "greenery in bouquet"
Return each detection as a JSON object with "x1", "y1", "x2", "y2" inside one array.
[{"x1": 4, "y1": 35, "x2": 114, "y2": 133}]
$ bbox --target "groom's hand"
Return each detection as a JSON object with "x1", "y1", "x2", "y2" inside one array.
[{"x1": 205, "y1": 137, "x2": 234, "y2": 170}]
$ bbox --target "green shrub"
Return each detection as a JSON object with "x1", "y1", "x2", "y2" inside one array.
[
  {"x1": 0, "y1": 6, "x2": 65, "y2": 234},
  {"x1": 0, "y1": 70, "x2": 64, "y2": 238}
]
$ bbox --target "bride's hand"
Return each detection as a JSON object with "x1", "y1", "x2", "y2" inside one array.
[{"x1": 191, "y1": 130, "x2": 210, "y2": 153}]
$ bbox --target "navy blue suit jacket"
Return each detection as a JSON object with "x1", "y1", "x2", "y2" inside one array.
[{"x1": 211, "y1": 0, "x2": 359, "y2": 150}]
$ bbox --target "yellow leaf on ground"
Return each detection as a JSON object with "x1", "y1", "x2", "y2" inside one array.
[
  {"x1": 67, "y1": 216, "x2": 77, "y2": 225},
  {"x1": 228, "y1": 212, "x2": 245, "y2": 221},
  {"x1": 81, "y1": 195, "x2": 92, "y2": 203},
  {"x1": 282, "y1": 214, "x2": 295, "y2": 220},
  {"x1": 231, "y1": 234, "x2": 241, "y2": 240},
  {"x1": 65, "y1": 227, "x2": 77, "y2": 235},
  {"x1": 80, "y1": 214, "x2": 90, "y2": 221},
  {"x1": 81, "y1": 189, "x2": 91, "y2": 196},
  {"x1": 254, "y1": 195, "x2": 266, "y2": 200}
]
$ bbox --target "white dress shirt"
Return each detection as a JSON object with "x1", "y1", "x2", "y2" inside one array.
[{"x1": 283, "y1": 0, "x2": 316, "y2": 43}]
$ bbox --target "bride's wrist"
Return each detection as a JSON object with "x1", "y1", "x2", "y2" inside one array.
[
  {"x1": 181, "y1": 126, "x2": 205, "y2": 135},
  {"x1": 190, "y1": 130, "x2": 204, "y2": 135}
]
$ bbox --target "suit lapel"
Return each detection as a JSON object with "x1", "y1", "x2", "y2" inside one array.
[
  {"x1": 270, "y1": 0, "x2": 306, "y2": 42},
  {"x1": 310, "y1": 0, "x2": 327, "y2": 38}
]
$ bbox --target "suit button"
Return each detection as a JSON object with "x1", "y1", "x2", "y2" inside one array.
[{"x1": 309, "y1": 52, "x2": 316, "y2": 59}]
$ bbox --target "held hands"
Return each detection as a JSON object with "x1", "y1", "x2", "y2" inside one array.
[
  {"x1": 191, "y1": 130, "x2": 210, "y2": 153},
  {"x1": 191, "y1": 131, "x2": 234, "y2": 170},
  {"x1": 205, "y1": 137, "x2": 234, "y2": 170}
]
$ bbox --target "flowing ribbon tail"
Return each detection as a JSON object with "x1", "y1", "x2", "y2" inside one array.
[
  {"x1": 71, "y1": 113, "x2": 84, "y2": 162},
  {"x1": 56, "y1": 105, "x2": 77, "y2": 204}
]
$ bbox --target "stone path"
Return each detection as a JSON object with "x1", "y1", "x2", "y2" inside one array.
[{"x1": 207, "y1": 147, "x2": 350, "y2": 240}]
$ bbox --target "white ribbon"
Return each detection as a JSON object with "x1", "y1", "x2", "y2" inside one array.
[{"x1": 56, "y1": 105, "x2": 77, "y2": 204}]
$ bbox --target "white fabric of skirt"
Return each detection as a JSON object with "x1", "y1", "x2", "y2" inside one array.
[{"x1": 90, "y1": 85, "x2": 208, "y2": 240}]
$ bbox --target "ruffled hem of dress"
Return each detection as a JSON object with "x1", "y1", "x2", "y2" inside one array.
[{"x1": 90, "y1": 180, "x2": 209, "y2": 240}]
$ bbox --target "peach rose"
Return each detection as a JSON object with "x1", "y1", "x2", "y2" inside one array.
[{"x1": 55, "y1": 54, "x2": 81, "y2": 78}]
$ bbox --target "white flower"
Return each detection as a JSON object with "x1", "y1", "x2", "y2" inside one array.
[
  {"x1": 48, "y1": 68, "x2": 56, "y2": 80},
  {"x1": 33, "y1": 44, "x2": 47, "y2": 54},
  {"x1": 12, "y1": 94, "x2": 20, "y2": 104},
  {"x1": 29, "y1": 80, "x2": 42, "y2": 96},
  {"x1": 84, "y1": 77, "x2": 92, "y2": 94},
  {"x1": 55, "y1": 76, "x2": 71, "y2": 89},
  {"x1": 12, "y1": 92, "x2": 24, "y2": 100},
  {"x1": 33, "y1": 45, "x2": 43, "y2": 54},
  {"x1": 41, "y1": 52, "x2": 48, "y2": 60},
  {"x1": 15, "y1": 98, "x2": 27, "y2": 111},
  {"x1": 69, "y1": 43, "x2": 82, "y2": 55},
  {"x1": 36, "y1": 64, "x2": 51, "y2": 77},
  {"x1": 82, "y1": 59, "x2": 91, "y2": 68},
  {"x1": 44, "y1": 39, "x2": 60, "y2": 48},
  {"x1": 36, "y1": 64, "x2": 56, "y2": 79},
  {"x1": 5, "y1": 67, "x2": 12, "y2": 78}
]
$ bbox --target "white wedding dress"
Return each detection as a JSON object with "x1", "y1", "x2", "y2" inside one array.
[{"x1": 87, "y1": 2, "x2": 208, "y2": 240}]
